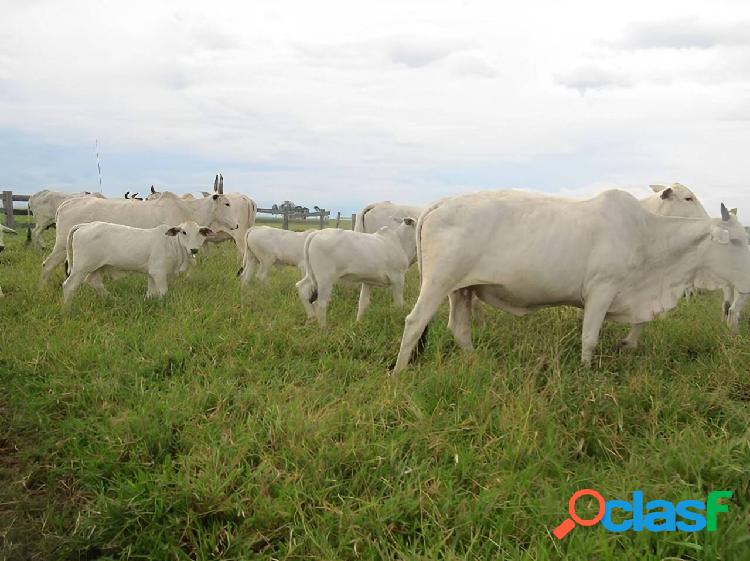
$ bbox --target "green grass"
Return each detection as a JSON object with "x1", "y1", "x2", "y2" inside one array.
[{"x1": 1, "y1": 228, "x2": 749, "y2": 560}]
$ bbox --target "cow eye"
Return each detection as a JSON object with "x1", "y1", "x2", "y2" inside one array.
[
  {"x1": 685, "y1": 197, "x2": 694, "y2": 201},
  {"x1": 225, "y1": 203, "x2": 230, "y2": 207},
  {"x1": 181, "y1": 231, "x2": 186, "y2": 235}
]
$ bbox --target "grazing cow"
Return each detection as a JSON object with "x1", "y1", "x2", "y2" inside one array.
[
  {"x1": 354, "y1": 201, "x2": 422, "y2": 322},
  {"x1": 63, "y1": 221, "x2": 213, "y2": 305},
  {"x1": 27, "y1": 190, "x2": 105, "y2": 248},
  {"x1": 40, "y1": 187, "x2": 238, "y2": 284},
  {"x1": 0, "y1": 224, "x2": 17, "y2": 297},
  {"x1": 239, "y1": 226, "x2": 314, "y2": 285},
  {"x1": 392, "y1": 190, "x2": 750, "y2": 373},
  {"x1": 296, "y1": 217, "x2": 417, "y2": 326}
]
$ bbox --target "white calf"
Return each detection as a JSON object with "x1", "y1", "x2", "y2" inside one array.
[
  {"x1": 296, "y1": 218, "x2": 417, "y2": 326},
  {"x1": 62, "y1": 221, "x2": 213, "y2": 305},
  {"x1": 239, "y1": 226, "x2": 314, "y2": 285}
]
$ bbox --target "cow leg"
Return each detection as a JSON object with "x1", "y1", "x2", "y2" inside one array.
[
  {"x1": 727, "y1": 292, "x2": 748, "y2": 333},
  {"x1": 722, "y1": 286, "x2": 735, "y2": 320},
  {"x1": 295, "y1": 276, "x2": 316, "y2": 320},
  {"x1": 356, "y1": 284, "x2": 371, "y2": 321},
  {"x1": 391, "y1": 275, "x2": 405, "y2": 309},
  {"x1": 40, "y1": 239, "x2": 68, "y2": 286},
  {"x1": 256, "y1": 257, "x2": 274, "y2": 284},
  {"x1": 86, "y1": 270, "x2": 110, "y2": 297},
  {"x1": 151, "y1": 274, "x2": 169, "y2": 298},
  {"x1": 62, "y1": 271, "x2": 86, "y2": 306},
  {"x1": 393, "y1": 281, "x2": 452, "y2": 374},
  {"x1": 239, "y1": 251, "x2": 258, "y2": 286},
  {"x1": 620, "y1": 323, "x2": 645, "y2": 350},
  {"x1": 447, "y1": 288, "x2": 473, "y2": 350},
  {"x1": 470, "y1": 293, "x2": 486, "y2": 325},
  {"x1": 313, "y1": 281, "x2": 333, "y2": 328},
  {"x1": 580, "y1": 291, "x2": 615, "y2": 366}
]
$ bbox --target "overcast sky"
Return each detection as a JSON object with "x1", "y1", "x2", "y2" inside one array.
[{"x1": 1, "y1": 0, "x2": 749, "y2": 215}]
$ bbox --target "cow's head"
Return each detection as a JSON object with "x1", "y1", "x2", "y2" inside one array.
[
  {"x1": 165, "y1": 221, "x2": 214, "y2": 255},
  {"x1": 208, "y1": 174, "x2": 238, "y2": 230},
  {"x1": 704, "y1": 204, "x2": 750, "y2": 303},
  {"x1": 649, "y1": 183, "x2": 708, "y2": 218},
  {"x1": 0, "y1": 224, "x2": 18, "y2": 253}
]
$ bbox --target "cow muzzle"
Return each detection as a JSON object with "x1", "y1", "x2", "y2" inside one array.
[{"x1": 190, "y1": 248, "x2": 199, "y2": 255}]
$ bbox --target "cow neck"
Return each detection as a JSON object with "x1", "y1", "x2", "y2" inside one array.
[{"x1": 641, "y1": 215, "x2": 715, "y2": 285}]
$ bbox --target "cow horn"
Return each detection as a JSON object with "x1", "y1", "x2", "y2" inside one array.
[
  {"x1": 124, "y1": 191, "x2": 130, "y2": 199},
  {"x1": 219, "y1": 174, "x2": 224, "y2": 194},
  {"x1": 151, "y1": 185, "x2": 156, "y2": 194},
  {"x1": 213, "y1": 174, "x2": 219, "y2": 192},
  {"x1": 721, "y1": 203, "x2": 731, "y2": 221}
]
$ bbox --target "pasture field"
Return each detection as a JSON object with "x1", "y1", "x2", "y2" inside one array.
[{"x1": 1, "y1": 227, "x2": 749, "y2": 560}]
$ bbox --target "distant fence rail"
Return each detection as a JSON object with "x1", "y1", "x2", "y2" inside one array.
[{"x1": 1, "y1": 191, "x2": 357, "y2": 231}]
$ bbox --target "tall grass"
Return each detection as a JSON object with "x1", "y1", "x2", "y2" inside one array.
[{"x1": 1, "y1": 227, "x2": 749, "y2": 560}]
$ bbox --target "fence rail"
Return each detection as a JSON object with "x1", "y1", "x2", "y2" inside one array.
[{"x1": 1, "y1": 191, "x2": 358, "y2": 231}]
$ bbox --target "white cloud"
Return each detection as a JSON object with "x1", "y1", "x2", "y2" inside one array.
[{"x1": 1, "y1": 0, "x2": 750, "y2": 217}]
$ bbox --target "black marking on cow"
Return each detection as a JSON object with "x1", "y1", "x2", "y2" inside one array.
[{"x1": 309, "y1": 288, "x2": 318, "y2": 304}]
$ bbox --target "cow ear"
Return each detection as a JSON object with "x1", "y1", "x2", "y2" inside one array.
[
  {"x1": 212, "y1": 194, "x2": 219, "y2": 200},
  {"x1": 730, "y1": 208, "x2": 738, "y2": 216},
  {"x1": 199, "y1": 227, "x2": 214, "y2": 237},
  {"x1": 165, "y1": 227, "x2": 181, "y2": 236},
  {"x1": 213, "y1": 175, "x2": 219, "y2": 192},
  {"x1": 721, "y1": 203, "x2": 731, "y2": 221},
  {"x1": 201, "y1": 191, "x2": 211, "y2": 197},
  {"x1": 710, "y1": 225, "x2": 730, "y2": 244},
  {"x1": 124, "y1": 191, "x2": 130, "y2": 199},
  {"x1": 403, "y1": 217, "x2": 416, "y2": 226},
  {"x1": 650, "y1": 184, "x2": 667, "y2": 193},
  {"x1": 660, "y1": 187, "x2": 674, "y2": 200}
]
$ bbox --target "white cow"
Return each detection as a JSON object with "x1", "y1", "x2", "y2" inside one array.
[
  {"x1": 41, "y1": 190, "x2": 238, "y2": 285},
  {"x1": 392, "y1": 190, "x2": 750, "y2": 373},
  {"x1": 63, "y1": 221, "x2": 213, "y2": 305},
  {"x1": 239, "y1": 226, "x2": 315, "y2": 285},
  {"x1": 296, "y1": 217, "x2": 417, "y2": 327},
  {"x1": 642, "y1": 183, "x2": 740, "y2": 315},
  {"x1": 354, "y1": 201, "x2": 422, "y2": 323},
  {"x1": 27, "y1": 190, "x2": 105, "y2": 247},
  {"x1": 201, "y1": 175, "x2": 257, "y2": 259},
  {"x1": 0, "y1": 224, "x2": 17, "y2": 297}
]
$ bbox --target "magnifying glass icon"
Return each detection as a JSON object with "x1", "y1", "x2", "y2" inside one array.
[{"x1": 553, "y1": 489, "x2": 606, "y2": 539}]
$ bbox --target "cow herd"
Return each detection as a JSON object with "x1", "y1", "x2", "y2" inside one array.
[{"x1": 4, "y1": 177, "x2": 750, "y2": 372}]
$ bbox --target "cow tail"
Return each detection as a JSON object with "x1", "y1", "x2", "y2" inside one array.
[
  {"x1": 296, "y1": 232, "x2": 318, "y2": 303},
  {"x1": 65, "y1": 224, "x2": 83, "y2": 277},
  {"x1": 354, "y1": 202, "x2": 378, "y2": 233}
]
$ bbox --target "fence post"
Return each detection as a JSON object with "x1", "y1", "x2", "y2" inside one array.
[
  {"x1": 2, "y1": 191, "x2": 14, "y2": 229},
  {"x1": 282, "y1": 209, "x2": 289, "y2": 230},
  {"x1": 335, "y1": 211, "x2": 341, "y2": 228},
  {"x1": 319, "y1": 210, "x2": 325, "y2": 230},
  {"x1": 351, "y1": 214, "x2": 356, "y2": 230}
]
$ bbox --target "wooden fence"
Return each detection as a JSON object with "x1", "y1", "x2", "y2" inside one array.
[
  {"x1": 1, "y1": 191, "x2": 358, "y2": 231},
  {"x1": 1, "y1": 191, "x2": 30, "y2": 230}
]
